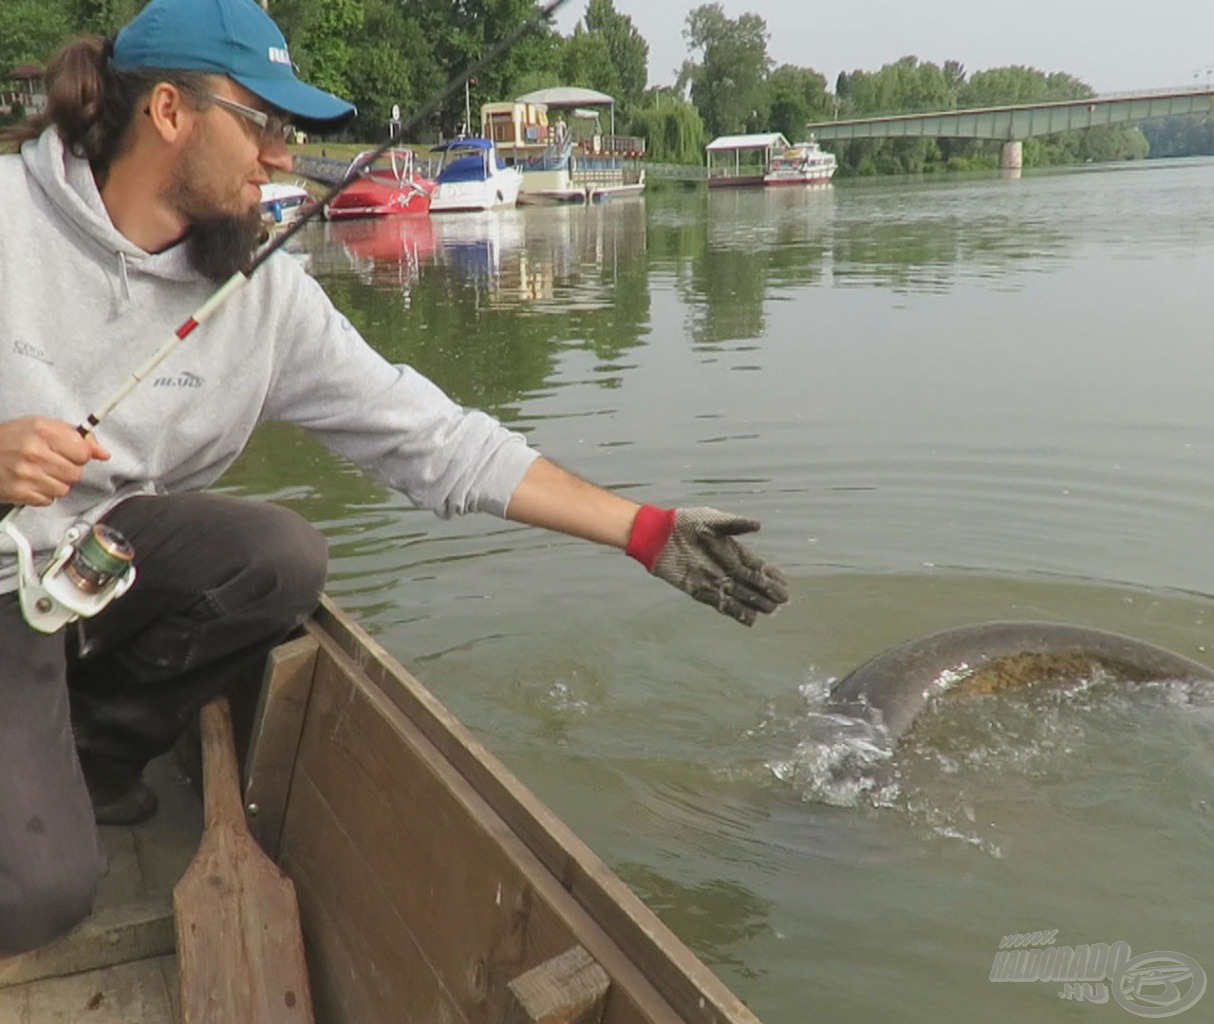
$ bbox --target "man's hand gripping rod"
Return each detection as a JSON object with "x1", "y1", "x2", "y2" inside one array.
[{"x1": 2, "y1": 0, "x2": 571, "y2": 633}]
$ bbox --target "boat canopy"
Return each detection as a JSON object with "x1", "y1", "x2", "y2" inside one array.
[
  {"x1": 516, "y1": 87, "x2": 617, "y2": 134},
  {"x1": 515, "y1": 86, "x2": 615, "y2": 108},
  {"x1": 706, "y1": 132, "x2": 790, "y2": 152}
]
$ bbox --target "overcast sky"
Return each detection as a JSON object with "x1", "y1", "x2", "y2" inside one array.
[{"x1": 552, "y1": 0, "x2": 1214, "y2": 96}]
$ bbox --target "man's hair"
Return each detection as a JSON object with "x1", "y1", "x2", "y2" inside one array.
[{"x1": 2, "y1": 35, "x2": 210, "y2": 181}]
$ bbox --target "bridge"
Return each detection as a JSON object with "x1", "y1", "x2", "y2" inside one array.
[{"x1": 805, "y1": 86, "x2": 1214, "y2": 168}]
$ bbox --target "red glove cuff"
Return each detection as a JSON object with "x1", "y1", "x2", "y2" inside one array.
[{"x1": 625, "y1": 505, "x2": 676, "y2": 572}]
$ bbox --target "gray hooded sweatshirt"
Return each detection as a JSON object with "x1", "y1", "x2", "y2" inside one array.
[{"x1": 0, "y1": 129, "x2": 539, "y2": 594}]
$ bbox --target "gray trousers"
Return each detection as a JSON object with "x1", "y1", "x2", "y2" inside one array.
[{"x1": 0, "y1": 493, "x2": 326, "y2": 954}]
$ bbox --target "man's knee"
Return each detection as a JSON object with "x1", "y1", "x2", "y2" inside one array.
[
  {"x1": 0, "y1": 857, "x2": 101, "y2": 955},
  {"x1": 231, "y1": 505, "x2": 328, "y2": 624}
]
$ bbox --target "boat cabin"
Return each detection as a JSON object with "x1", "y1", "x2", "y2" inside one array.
[
  {"x1": 483, "y1": 88, "x2": 646, "y2": 204},
  {"x1": 706, "y1": 132, "x2": 791, "y2": 188}
]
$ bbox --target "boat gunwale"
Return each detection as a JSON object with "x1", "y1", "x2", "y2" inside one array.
[{"x1": 309, "y1": 594, "x2": 762, "y2": 1024}]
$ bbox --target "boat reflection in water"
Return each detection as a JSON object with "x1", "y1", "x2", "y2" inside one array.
[
  {"x1": 324, "y1": 203, "x2": 648, "y2": 312},
  {"x1": 325, "y1": 216, "x2": 437, "y2": 298}
]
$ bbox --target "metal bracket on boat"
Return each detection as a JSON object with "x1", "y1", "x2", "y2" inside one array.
[{"x1": 1, "y1": 512, "x2": 136, "y2": 633}]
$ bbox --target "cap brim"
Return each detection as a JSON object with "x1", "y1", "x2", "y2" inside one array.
[{"x1": 232, "y1": 72, "x2": 357, "y2": 129}]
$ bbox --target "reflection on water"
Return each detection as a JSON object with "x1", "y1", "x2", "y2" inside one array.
[{"x1": 227, "y1": 160, "x2": 1214, "y2": 1023}]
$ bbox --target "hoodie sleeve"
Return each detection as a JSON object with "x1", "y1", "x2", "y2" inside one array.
[{"x1": 260, "y1": 262, "x2": 538, "y2": 519}]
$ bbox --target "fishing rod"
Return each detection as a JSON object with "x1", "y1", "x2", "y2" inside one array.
[{"x1": 1, "y1": 0, "x2": 572, "y2": 633}]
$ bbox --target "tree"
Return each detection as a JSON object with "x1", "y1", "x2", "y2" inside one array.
[
  {"x1": 765, "y1": 64, "x2": 830, "y2": 142},
  {"x1": 269, "y1": 0, "x2": 363, "y2": 100},
  {"x1": 559, "y1": 24, "x2": 620, "y2": 98},
  {"x1": 399, "y1": 0, "x2": 563, "y2": 135},
  {"x1": 69, "y1": 0, "x2": 145, "y2": 35},
  {"x1": 583, "y1": 0, "x2": 647, "y2": 110},
  {"x1": 344, "y1": 0, "x2": 441, "y2": 138},
  {"x1": 678, "y1": 3, "x2": 771, "y2": 138},
  {"x1": 0, "y1": 0, "x2": 74, "y2": 73},
  {"x1": 630, "y1": 88, "x2": 705, "y2": 163}
]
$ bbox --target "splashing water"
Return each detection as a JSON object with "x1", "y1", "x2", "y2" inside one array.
[{"x1": 763, "y1": 667, "x2": 1214, "y2": 857}]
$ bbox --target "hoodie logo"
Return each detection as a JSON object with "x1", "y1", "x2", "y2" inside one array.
[
  {"x1": 13, "y1": 340, "x2": 54, "y2": 366},
  {"x1": 152, "y1": 371, "x2": 204, "y2": 389}
]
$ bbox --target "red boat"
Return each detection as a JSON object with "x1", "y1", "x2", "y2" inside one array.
[{"x1": 324, "y1": 148, "x2": 436, "y2": 219}]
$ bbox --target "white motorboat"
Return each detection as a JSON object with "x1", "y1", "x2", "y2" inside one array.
[
  {"x1": 764, "y1": 136, "x2": 837, "y2": 187},
  {"x1": 429, "y1": 138, "x2": 523, "y2": 213}
]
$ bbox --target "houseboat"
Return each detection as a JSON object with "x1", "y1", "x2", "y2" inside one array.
[{"x1": 483, "y1": 88, "x2": 645, "y2": 205}]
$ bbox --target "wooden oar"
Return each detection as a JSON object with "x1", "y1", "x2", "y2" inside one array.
[{"x1": 174, "y1": 697, "x2": 314, "y2": 1023}]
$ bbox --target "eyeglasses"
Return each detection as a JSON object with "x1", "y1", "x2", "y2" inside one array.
[{"x1": 197, "y1": 91, "x2": 295, "y2": 145}]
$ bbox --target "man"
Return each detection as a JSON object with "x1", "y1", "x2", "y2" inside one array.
[{"x1": 0, "y1": 0, "x2": 788, "y2": 955}]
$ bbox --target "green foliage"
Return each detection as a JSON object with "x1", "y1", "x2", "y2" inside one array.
[
  {"x1": 766, "y1": 64, "x2": 830, "y2": 142},
  {"x1": 833, "y1": 58, "x2": 1147, "y2": 176},
  {"x1": 1141, "y1": 115, "x2": 1214, "y2": 157},
  {"x1": 679, "y1": 3, "x2": 771, "y2": 138},
  {"x1": 630, "y1": 89, "x2": 705, "y2": 164},
  {"x1": 559, "y1": 25, "x2": 620, "y2": 98},
  {"x1": 342, "y1": 0, "x2": 440, "y2": 138},
  {"x1": 70, "y1": 0, "x2": 146, "y2": 35},
  {"x1": 271, "y1": 0, "x2": 363, "y2": 99},
  {"x1": 0, "y1": 0, "x2": 1162, "y2": 174},
  {"x1": 583, "y1": 0, "x2": 648, "y2": 111},
  {"x1": 0, "y1": 0, "x2": 74, "y2": 73}
]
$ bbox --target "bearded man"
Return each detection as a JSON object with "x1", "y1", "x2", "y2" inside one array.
[{"x1": 0, "y1": 0, "x2": 788, "y2": 955}]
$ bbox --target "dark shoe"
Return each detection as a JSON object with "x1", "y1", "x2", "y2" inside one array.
[{"x1": 87, "y1": 778, "x2": 159, "y2": 826}]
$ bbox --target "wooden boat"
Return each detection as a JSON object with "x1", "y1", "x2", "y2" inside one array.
[{"x1": 0, "y1": 595, "x2": 762, "y2": 1024}]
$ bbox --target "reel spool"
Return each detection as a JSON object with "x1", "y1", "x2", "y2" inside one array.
[{"x1": 2, "y1": 516, "x2": 136, "y2": 633}]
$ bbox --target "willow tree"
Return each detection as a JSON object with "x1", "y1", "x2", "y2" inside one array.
[{"x1": 629, "y1": 90, "x2": 706, "y2": 164}]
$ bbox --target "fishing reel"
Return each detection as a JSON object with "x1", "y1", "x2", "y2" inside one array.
[{"x1": 1, "y1": 514, "x2": 136, "y2": 633}]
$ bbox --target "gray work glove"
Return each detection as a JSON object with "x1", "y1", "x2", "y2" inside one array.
[{"x1": 627, "y1": 506, "x2": 790, "y2": 626}]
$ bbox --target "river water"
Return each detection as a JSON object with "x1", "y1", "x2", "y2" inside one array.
[{"x1": 222, "y1": 160, "x2": 1214, "y2": 1022}]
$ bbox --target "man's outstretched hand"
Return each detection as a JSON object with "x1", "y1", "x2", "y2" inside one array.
[{"x1": 626, "y1": 505, "x2": 789, "y2": 626}]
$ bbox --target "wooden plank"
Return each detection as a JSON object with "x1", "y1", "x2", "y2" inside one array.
[
  {"x1": 284, "y1": 768, "x2": 470, "y2": 1024},
  {"x1": 283, "y1": 632, "x2": 685, "y2": 1024},
  {"x1": 244, "y1": 634, "x2": 320, "y2": 858},
  {"x1": 174, "y1": 698, "x2": 314, "y2": 1024},
  {"x1": 0, "y1": 900, "x2": 174, "y2": 989},
  {"x1": 19, "y1": 955, "x2": 176, "y2": 1024},
  {"x1": 506, "y1": 946, "x2": 610, "y2": 1024},
  {"x1": 310, "y1": 598, "x2": 760, "y2": 1024},
  {"x1": 0, "y1": 980, "x2": 29, "y2": 1023}
]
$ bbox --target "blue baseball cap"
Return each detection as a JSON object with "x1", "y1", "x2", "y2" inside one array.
[{"x1": 112, "y1": 0, "x2": 356, "y2": 127}]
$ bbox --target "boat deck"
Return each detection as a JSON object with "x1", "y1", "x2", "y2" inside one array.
[
  {"x1": 0, "y1": 598, "x2": 765, "y2": 1024},
  {"x1": 0, "y1": 755, "x2": 201, "y2": 1023}
]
